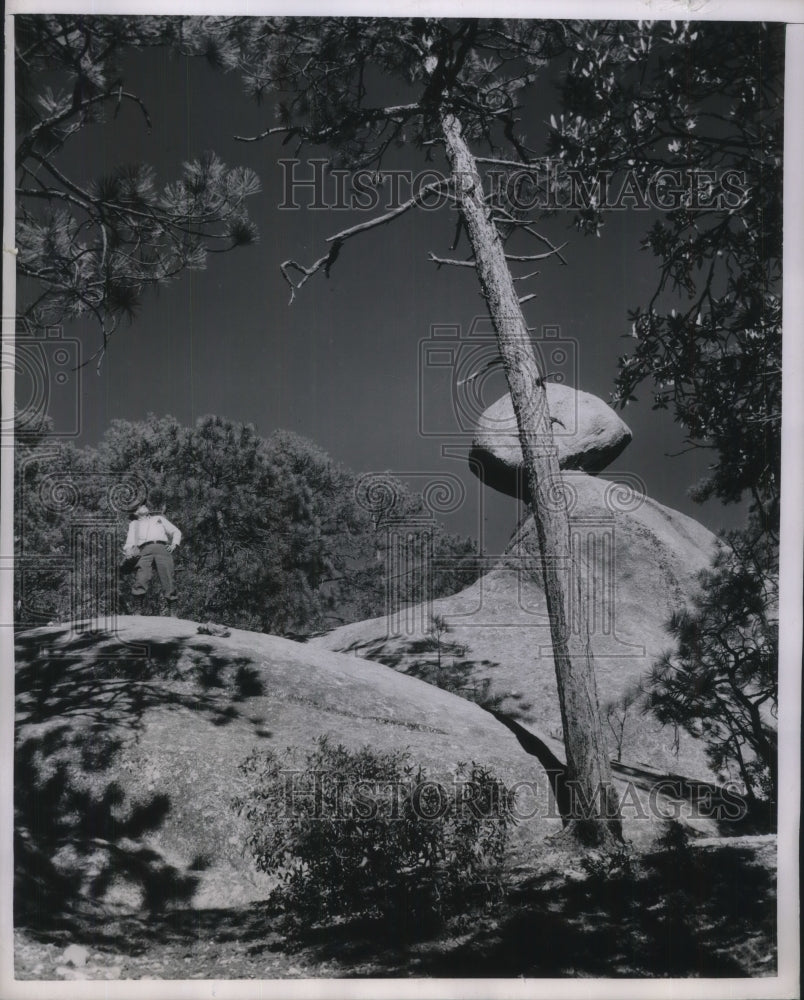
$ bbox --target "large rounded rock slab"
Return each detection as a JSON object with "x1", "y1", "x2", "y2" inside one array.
[
  {"x1": 470, "y1": 384, "x2": 632, "y2": 497},
  {"x1": 314, "y1": 471, "x2": 719, "y2": 781},
  {"x1": 15, "y1": 619, "x2": 561, "y2": 917}
]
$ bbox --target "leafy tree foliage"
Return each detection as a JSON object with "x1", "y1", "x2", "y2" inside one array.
[
  {"x1": 15, "y1": 414, "x2": 479, "y2": 633},
  {"x1": 14, "y1": 414, "x2": 75, "y2": 623},
  {"x1": 15, "y1": 15, "x2": 260, "y2": 362},
  {"x1": 355, "y1": 475, "x2": 480, "y2": 620},
  {"x1": 644, "y1": 521, "x2": 778, "y2": 808},
  {"x1": 548, "y1": 20, "x2": 783, "y2": 531},
  {"x1": 99, "y1": 415, "x2": 323, "y2": 629},
  {"x1": 14, "y1": 410, "x2": 147, "y2": 623}
]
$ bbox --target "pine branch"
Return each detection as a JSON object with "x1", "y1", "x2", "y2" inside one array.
[
  {"x1": 17, "y1": 88, "x2": 152, "y2": 166},
  {"x1": 234, "y1": 102, "x2": 420, "y2": 144}
]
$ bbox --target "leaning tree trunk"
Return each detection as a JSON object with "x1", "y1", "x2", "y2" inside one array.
[{"x1": 441, "y1": 110, "x2": 622, "y2": 847}]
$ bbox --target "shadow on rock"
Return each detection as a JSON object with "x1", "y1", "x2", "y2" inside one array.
[
  {"x1": 17, "y1": 900, "x2": 282, "y2": 959},
  {"x1": 14, "y1": 627, "x2": 266, "y2": 931},
  {"x1": 343, "y1": 636, "x2": 531, "y2": 719}
]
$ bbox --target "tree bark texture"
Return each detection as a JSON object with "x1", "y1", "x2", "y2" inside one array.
[{"x1": 440, "y1": 111, "x2": 622, "y2": 844}]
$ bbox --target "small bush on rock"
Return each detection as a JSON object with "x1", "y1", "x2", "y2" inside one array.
[{"x1": 233, "y1": 736, "x2": 515, "y2": 935}]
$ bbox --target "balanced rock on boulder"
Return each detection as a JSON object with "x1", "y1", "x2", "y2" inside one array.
[{"x1": 470, "y1": 383, "x2": 632, "y2": 498}]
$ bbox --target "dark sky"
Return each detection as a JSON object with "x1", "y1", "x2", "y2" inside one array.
[{"x1": 20, "y1": 27, "x2": 751, "y2": 554}]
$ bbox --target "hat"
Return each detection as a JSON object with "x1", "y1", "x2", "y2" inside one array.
[{"x1": 135, "y1": 504, "x2": 150, "y2": 516}]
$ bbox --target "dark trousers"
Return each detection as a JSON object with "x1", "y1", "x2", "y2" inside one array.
[{"x1": 132, "y1": 542, "x2": 176, "y2": 599}]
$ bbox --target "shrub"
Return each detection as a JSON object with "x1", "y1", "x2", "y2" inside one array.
[{"x1": 232, "y1": 737, "x2": 515, "y2": 935}]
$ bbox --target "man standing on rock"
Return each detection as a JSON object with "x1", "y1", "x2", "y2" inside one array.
[{"x1": 123, "y1": 504, "x2": 182, "y2": 615}]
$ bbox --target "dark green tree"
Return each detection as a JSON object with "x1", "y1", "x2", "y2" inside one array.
[
  {"x1": 95, "y1": 415, "x2": 349, "y2": 630},
  {"x1": 93, "y1": 414, "x2": 478, "y2": 631},
  {"x1": 15, "y1": 411, "x2": 479, "y2": 632},
  {"x1": 14, "y1": 412, "x2": 127, "y2": 624},
  {"x1": 14, "y1": 414, "x2": 72, "y2": 624},
  {"x1": 355, "y1": 472, "x2": 480, "y2": 618},
  {"x1": 645, "y1": 522, "x2": 778, "y2": 809},
  {"x1": 548, "y1": 19, "x2": 782, "y2": 534}
]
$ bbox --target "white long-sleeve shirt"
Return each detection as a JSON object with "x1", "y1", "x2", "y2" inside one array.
[{"x1": 123, "y1": 514, "x2": 181, "y2": 556}]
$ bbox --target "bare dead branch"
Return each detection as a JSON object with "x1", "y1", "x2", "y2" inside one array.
[
  {"x1": 449, "y1": 212, "x2": 465, "y2": 252},
  {"x1": 504, "y1": 245, "x2": 568, "y2": 262},
  {"x1": 281, "y1": 180, "x2": 453, "y2": 302},
  {"x1": 428, "y1": 253, "x2": 476, "y2": 268},
  {"x1": 456, "y1": 355, "x2": 503, "y2": 386},
  {"x1": 490, "y1": 214, "x2": 543, "y2": 227},
  {"x1": 474, "y1": 155, "x2": 545, "y2": 168},
  {"x1": 233, "y1": 125, "x2": 292, "y2": 143}
]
